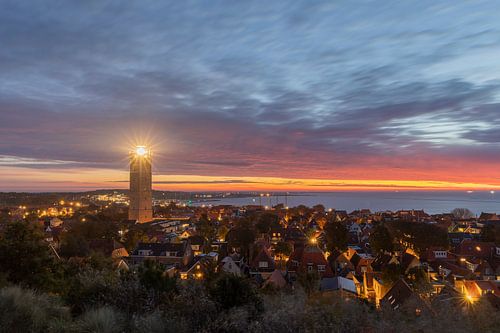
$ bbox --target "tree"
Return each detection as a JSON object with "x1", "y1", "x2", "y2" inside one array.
[
  {"x1": 312, "y1": 204, "x2": 325, "y2": 212},
  {"x1": 451, "y1": 208, "x2": 474, "y2": 219},
  {"x1": 59, "y1": 232, "x2": 89, "y2": 258},
  {"x1": 274, "y1": 241, "x2": 293, "y2": 269},
  {"x1": 255, "y1": 212, "x2": 279, "y2": 234},
  {"x1": 481, "y1": 224, "x2": 500, "y2": 243},
  {"x1": 381, "y1": 263, "x2": 403, "y2": 285},
  {"x1": 0, "y1": 222, "x2": 62, "y2": 290},
  {"x1": 369, "y1": 224, "x2": 393, "y2": 254},
  {"x1": 196, "y1": 214, "x2": 217, "y2": 246},
  {"x1": 217, "y1": 224, "x2": 229, "y2": 241},
  {"x1": 138, "y1": 260, "x2": 177, "y2": 297},
  {"x1": 297, "y1": 271, "x2": 319, "y2": 296},
  {"x1": 226, "y1": 220, "x2": 256, "y2": 260},
  {"x1": 387, "y1": 221, "x2": 448, "y2": 255},
  {"x1": 324, "y1": 221, "x2": 349, "y2": 252},
  {"x1": 407, "y1": 267, "x2": 432, "y2": 296},
  {"x1": 209, "y1": 274, "x2": 262, "y2": 311}
]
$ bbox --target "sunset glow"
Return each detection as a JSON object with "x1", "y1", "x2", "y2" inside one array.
[
  {"x1": 1, "y1": 2, "x2": 500, "y2": 192},
  {"x1": 1, "y1": 165, "x2": 500, "y2": 192}
]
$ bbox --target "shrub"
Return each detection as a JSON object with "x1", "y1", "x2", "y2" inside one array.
[{"x1": 0, "y1": 286, "x2": 70, "y2": 333}]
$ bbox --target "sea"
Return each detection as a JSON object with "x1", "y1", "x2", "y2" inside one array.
[{"x1": 192, "y1": 191, "x2": 500, "y2": 215}]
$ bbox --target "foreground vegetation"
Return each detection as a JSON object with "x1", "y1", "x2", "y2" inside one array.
[{"x1": 0, "y1": 220, "x2": 499, "y2": 332}]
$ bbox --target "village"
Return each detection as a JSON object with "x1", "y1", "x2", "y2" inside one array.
[{"x1": 4, "y1": 195, "x2": 498, "y2": 315}]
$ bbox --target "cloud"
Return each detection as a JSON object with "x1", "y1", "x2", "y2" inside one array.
[{"x1": 1, "y1": 1, "x2": 500, "y2": 190}]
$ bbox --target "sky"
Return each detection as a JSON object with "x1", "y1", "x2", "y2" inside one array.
[{"x1": 1, "y1": 0, "x2": 500, "y2": 192}]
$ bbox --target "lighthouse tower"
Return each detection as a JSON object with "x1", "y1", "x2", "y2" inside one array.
[{"x1": 128, "y1": 146, "x2": 153, "y2": 223}]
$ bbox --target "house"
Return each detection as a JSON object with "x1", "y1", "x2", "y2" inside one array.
[
  {"x1": 479, "y1": 213, "x2": 499, "y2": 221},
  {"x1": 373, "y1": 275, "x2": 391, "y2": 306},
  {"x1": 362, "y1": 272, "x2": 381, "y2": 301},
  {"x1": 284, "y1": 225, "x2": 307, "y2": 246},
  {"x1": 400, "y1": 252, "x2": 420, "y2": 274},
  {"x1": 250, "y1": 247, "x2": 275, "y2": 278},
  {"x1": 188, "y1": 235, "x2": 205, "y2": 255},
  {"x1": 436, "y1": 261, "x2": 475, "y2": 282},
  {"x1": 455, "y1": 240, "x2": 496, "y2": 259},
  {"x1": 129, "y1": 241, "x2": 193, "y2": 267},
  {"x1": 269, "y1": 225, "x2": 285, "y2": 244},
  {"x1": 220, "y1": 255, "x2": 248, "y2": 276},
  {"x1": 299, "y1": 245, "x2": 334, "y2": 278},
  {"x1": 425, "y1": 247, "x2": 456, "y2": 262},
  {"x1": 370, "y1": 253, "x2": 399, "y2": 272},
  {"x1": 179, "y1": 229, "x2": 195, "y2": 239},
  {"x1": 334, "y1": 210, "x2": 348, "y2": 221},
  {"x1": 457, "y1": 280, "x2": 500, "y2": 303},
  {"x1": 381, "y1": 279, "x2": 426, "y2": 313},
  {"x1": 180, "y1": 253, "x2": 218, "y2": 280},
  {"x1": 287, "y1": 244, "x2": 334, "y2": 280}
]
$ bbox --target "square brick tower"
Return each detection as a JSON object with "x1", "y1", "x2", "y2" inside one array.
[{"x1": 129, "y1": 146, "x2": 153, "y2": 223}]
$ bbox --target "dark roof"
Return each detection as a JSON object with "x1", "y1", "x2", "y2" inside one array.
[
  {"x1": 132, "y1": 242, "x2": 186, "y2": 256},
  {"x1": 401, "y1": 253, "x2": 419, "y2": 271},
  {"x1": 350, "y1": 253, "x2": 361, "y2": 267},
  {"x1": 371, "y1": 253, "x2": 393, "y2": 272},
  {"x1": 284, "y1": 226, "x2": 307, "y2": 241},
  {"x1": 251, "y1": 247, "x2": 275, "y2": 271},
  {"x1": 479, "y1": 213, "x2": 498, "y2": 221},
  {"x1": 456, "y1": 240, "x2": 495, "y2": 258},
  {"x1": 381, "y1": 279, "x2": 422, "y2": 310}
]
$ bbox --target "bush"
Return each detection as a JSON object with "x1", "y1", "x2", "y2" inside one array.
[
  {"x1": 75, "y1": 306, "x2": 125, "y2": 333},
  {"x1": 0, "y1": 286, "x2": 70, "y2": 333}
]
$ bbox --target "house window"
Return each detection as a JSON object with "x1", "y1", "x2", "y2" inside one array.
[
  {"x1": 259, "y1": 261, "x2": 268, "y2": 268},
  {"x1": 318, "y1": 265, "x2": 326, "y2": 272},
  {"x1": 308, "y1": 264, "x2": 313, "y2": 272}
]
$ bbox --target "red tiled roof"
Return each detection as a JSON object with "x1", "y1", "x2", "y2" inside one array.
[{"x1": 299, "y1": 245, "x2": 333, "y2": 277}]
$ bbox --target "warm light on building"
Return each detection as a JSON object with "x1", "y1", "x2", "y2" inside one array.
[{"x1": 465, "y1": 294, "x2": 475, "y2": 304}]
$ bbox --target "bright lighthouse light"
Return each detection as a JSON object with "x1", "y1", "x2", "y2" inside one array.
[{"x1": 135, "y1": 146, "x2": 148, "y2": 156}]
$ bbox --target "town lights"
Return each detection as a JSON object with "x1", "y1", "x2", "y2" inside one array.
[{"x1": 310, "y1": 237, "x2": 318, "y2": 244}]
